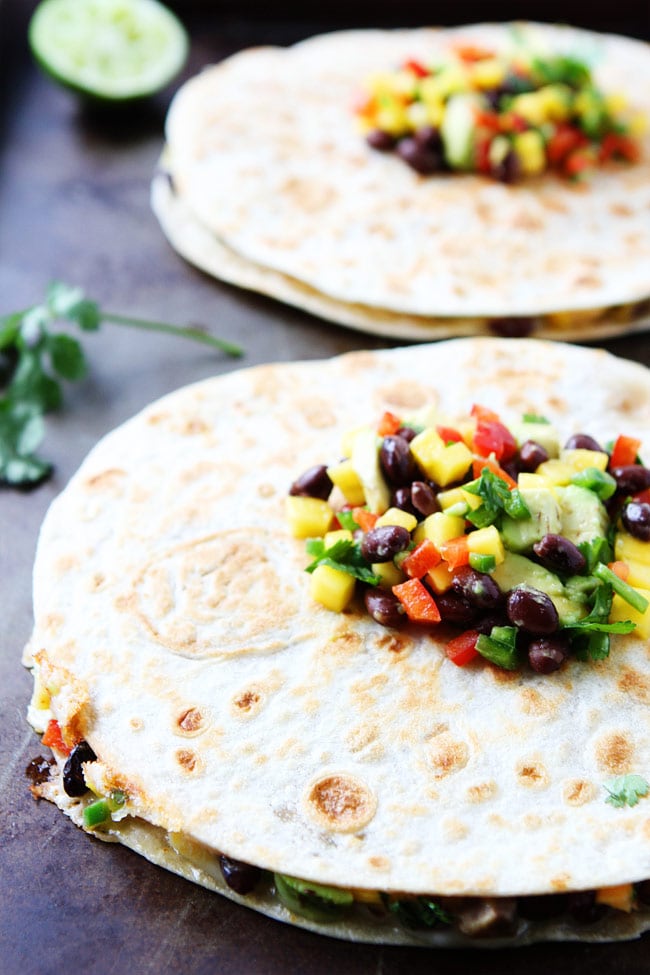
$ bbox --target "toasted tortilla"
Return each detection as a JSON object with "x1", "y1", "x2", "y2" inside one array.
[
  {"x1": 25, "y1": 338, "x2": 650, "y2": 943},
  {"x1": 155, "y1": 24, "x2": 650, "y2": 338}
]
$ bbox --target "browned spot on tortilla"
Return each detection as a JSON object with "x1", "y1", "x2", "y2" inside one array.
[
  {"x1": 550, "y1": 874, "x2": 571, "y2": 892},
  {"x1": 563, "y1": 778, "x2": 597, "y2": 807},
  {"x1": 519, "y1": 688, "x2": 553, "y2": 716},
  {"x1": 175, "y1": 706, "x2": 205, "y2": 736},
  {"x1": 618, "y1": 667, "x2": 650, "y2": 704},
  {"x1": 429, "y1": 734, "x2": 469, "y2": 779},
  {"x1": 378, "y1": 382, "x2": 437, "y2": 410},
  {"x1": 377, "y1": 633, "x2": 412, "y2": 655},
  {"x1": 511, "y1": 212, "x2": 544, "y2": 231},
  {"x1": 302, "y1": 402, "x2": 336, "y2": 429},
  {"x1": 304, "y1": 773, "x2": 377, "y2": 833},
  {"x1": 88, "y1": 572, "x2": 106, "y2": 592},
  {"x1": 328, "y1": 630, "x2": 363, "y2": 659},
  {"x1": 130, "y1": 717, "x2": 143, "y2": 731},
  {"x1": 114, "y1": 593, "x2": 137, "y2": 613},
  {"x1": 516, "y1": 760, "x2": 549, "y2": 789},
  {"x1": 41, "y1": 613, "x2": 64, "y2": 635},
  {"x1": 257, "y1": 483, "x2": 276, "y2": 498},
  {"x1": 182, "y1": 418, "x2": 209, "y2": 435},
  {"x1": 595, "y1": 731, "x2": 634, "y2": 774},
  {"x1": 466, "y1": 781, "x2": 497, "y2": 804},
  {"x1": 368, "y1": 855, "x2": 390, "y2": 871},
  {"x1": 610, "y1": 202, "x2": 634, "y2": 217},
  {"x1": 175, "y1": 749, "x2": 200, "y2": 773},
  {"x1": 574, "y1": 273, "x2": 603, "y2": 289},
  {"x1": 84, "y1": 468, "x2": 126, "y2": 491},
  {"x1": 346, "y1": 724, "x2": 379, "y2": 753},
  {"x1": 489, "y1": 665, "x2": 519, "y2": 685},
  {"x1": 231, "y1": 688, "x2": 263, "y2": 719},
  {"x1": 146, "y1": 412, "x2": 169, "y2": 426}
]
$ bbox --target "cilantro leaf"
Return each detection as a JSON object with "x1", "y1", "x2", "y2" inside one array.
[
  {"x1": 604, "y1": 774, "x2": 650, "y2": 808},
  {"x1": 522, "y1": 413, "x2": 550, "y2": 424},
  {"x1": 48, "y1": 334, "x2": 87, "y2": 381},
  {"x1": 465, "y1": 469, "x2": 529, "y2": 528},
  {"x1": 386, "y1": 896, "x2": 452, "y2": 929},
  {"x1": 305, "y1": 538, "x2": 379, "y2": 585},
  {"x1": 0, "y1": 401, "x2": 50, "y2": 485},
  {"x1": 578, "y1": 537, "x2": 613, "y2": 574}
]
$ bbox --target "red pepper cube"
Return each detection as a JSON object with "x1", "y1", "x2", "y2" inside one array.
[
  {"x1": 473, "y1": 419, "x2": 517, "y2": 463},
  {"x1": 392, "y1": 578, "x2": 441, "y2": 623},
  {"x1": 446, "y1": 630, "x2": 480, "y2": 666},
  {"x1": 401, "y1": 539, "x2": 441, "y2": 579},
  {"x1": 41, "y1": 718, "x2": 72, "y2": 756},
  {"x1": 436, "y1": 425, "x2": 464, "y2": 444},
  {"x1": 610, "y1": 435, "x2": 642, "y2": 469},
  {"x1": 352, "y1": 506, "x2": 379, "y2": 532},
  {"x1": 377, "y1": 411, "x2": 402, "y2": 436},
  {"x1": 438, "y1": 535, "x2": 470, "y2": 570}
]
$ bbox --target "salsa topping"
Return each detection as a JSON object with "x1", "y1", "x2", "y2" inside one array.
[
  {"x1": 287, "y1": 405, "x2": 650, "y2": 674},
  {"x1": 355, "y1": 44, "x2": 645, "y2": 181}
]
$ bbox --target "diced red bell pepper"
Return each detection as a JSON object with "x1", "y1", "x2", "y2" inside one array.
[
  {"x1": 472, "y1": 456, "x2": 517, "y2": 489},
  {"x1": 42, "y1": 719, "x2": 72, "y2": 756},
  {"x1": 564, "y1": 148, "x2": 596, "y2": 180},
  {"x1": 610, "y1": 434, "x2": 642, "y2": 469},
  {"x1": 446, "y1": 629, "x2": 480, "y2": 666},
  {"x1": 436, "y1": 425, "x2": 464, "y2": 444},
  {"x1": 634, "y1": 488, "x2": 650, "y2": 505},
  {"x1": 439, "y1": 535, "x2": 470, "y2": 570},
  {"x1": 608, "y1": 561, "x2": 630, "y2": 582},
  {"x1": 546, "y1": 124, "x2": 587, "y2": 166},
  {"x1": 599, "y1": 133, "x2": 640, "y2": 164},
  {"x1": 475, "y1": 136, "x2": 492, "y2": 175},
  {"x1": 471, "y1": 403, "x2": 500, "y2": 424},
  {"x1": 352, "y1": 507, "x2": 379, "y2": 532},
  {"x1": 473, "y1": 419, "x2": 517, "y2": 462},
  {"x1": 402, "y1": 58, "x2": 429, "y2": 78},
  {"x1": 475, "y1": 110, "x2": 501, "y2": 133},
  {"x1": 377, "y1": 411, "x2": 402, "y2": 436},
  {"x1": 392, "y1": 578, "x2": 441, "y2": 623},
  {"x1": 401, "y1": 539, "x2": 441, "y2": 578}
]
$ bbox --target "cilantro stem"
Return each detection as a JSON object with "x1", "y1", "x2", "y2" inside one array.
[{"x1": 102, "y1": 312, "x2": 243, "y2": 358}]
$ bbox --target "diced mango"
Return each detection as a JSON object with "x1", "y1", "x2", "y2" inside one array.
[
  {"x1": 535, "y1": 459, "x2": 576, "y2": 486},
  {"x1": 615, "y1": 532, "x2": 650, "y2": 568},
  {"x1": 517, "y1": 473, "x2": 554, "y2": 491},
  {"x1": 438, "y1": 486, "x2": 482, "y2": 512},
  {"x1": 466, "y1": 525, "x2": 505, "y2": 564},
  {"x1": 470, "y1": 58, "x2": 506, "y2": 89},
  {"x1": 372, "y1": 561, "x2": 405, "y2": 588},
  {"x1": 375, "y1": 507, "x2": 418, "y2": 532},
  {"x1": 409, "y1": 428, "x2": 445, "y2": 474},
  {"x1": 539, "y1": 83, "x2": 572, "y2": 121},
  {"x1": 513, "y1": 130, "x2": 546, "y2": 175},
  {"x1": 510, "y1": 92, "x2": 547, "y2": 125},
  {"x1": 376, "y1": 105, "x2": 410, "y2": 135},
  {"x1": 425, "y1": 441, "x2": 474, "y2": 487},
  {"x1": 310, "y1": 564, "x2": 356, "y2": 612},
  {"x1": 414, "y1": 511, "x2": 466, "y2": 547},
  {"x1": 340, "y1": 425, "x2": 367, "y2": 458},
  {"x1": 610, "y1": 588, "x2": 650, "y2": 639},
  {"x1": 324, "y1": 529, "x2": 353, "y2": 548},
  {"x1": 457, "y1": 418, "x2": 477, "y2": 448},
  {"x1": 559, "y1": 448, "x2": 609, "y2": 473},
  {"x1": 327, "y1": 460, "x2": 366, "y2": 506},
  {"x1": 596, "y1": 883, "x2": 634, "y2": 913},
  {"x1": 427, "y1": 561, "x2": 454, "y2": 593},
  {"x1": 624, "y1": 560, "x2": 650, "y2": 590},
  {"x1": 286, "y1": 496, "x2": 334, "y2": 539}
]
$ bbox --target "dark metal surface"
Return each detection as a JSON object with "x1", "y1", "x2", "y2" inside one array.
[{"x1": 2, "y1": 4, "x2": 650, "y2": 973}]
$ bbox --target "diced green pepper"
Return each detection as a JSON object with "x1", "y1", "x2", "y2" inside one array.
[
  {"x1": 83, "y1": 798, "x2": 111, "y2": 829},
  {"x1": 570, "y1": 467, "x2": 617, "y2": 501},
  {"x1": 469, "y1": 552, "x2": 496, "y2": 573}
]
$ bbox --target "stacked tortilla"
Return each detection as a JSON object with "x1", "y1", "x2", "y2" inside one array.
[
  {"x1": 25, "y1": 339, "x2": 650, "y2": 944},
  {"x1": 152, "y1": 23, "x2": 650, "y2": 340}
]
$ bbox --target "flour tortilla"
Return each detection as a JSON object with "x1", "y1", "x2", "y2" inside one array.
[
  {"x1": 25, "y1": 338, "x2": 650, "y2": 943},
  {"x1": 156, "y1": 24, "x2": 650, "y2": 338}
]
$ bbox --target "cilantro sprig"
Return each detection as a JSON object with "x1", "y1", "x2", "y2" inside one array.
[
  {"x1": 305, "y1": 538, "x2": 380, "y2": 585},
  {"x1": 0, "y1": 282, "x2": 243, "y2": 487},
  {"x1": 464, "y1": 468, "x2": 530, "y2": 528},
  {"x1": 604, "y1": 774, "x2": 650, "y2": 809}
]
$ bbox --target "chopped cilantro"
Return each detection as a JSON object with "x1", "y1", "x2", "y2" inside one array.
[
  {"x1": 578, "y1": 537, "x2": 613, "y2": 575},
  {"x1": 522, "y1": 413, "x2": 550, "y2": 424},
  {"x1": 305, "y1": 538, "x2": 379, "y2": 585},
  {"x1": 604, "y1": 774, "x2": 650, "y2": 808},
  {"x1": 465, "y1": 469, "x2": 529, "y2": 528},
  {"x1": 386, "y1": 896, "x2": 452, "y2": 929}
]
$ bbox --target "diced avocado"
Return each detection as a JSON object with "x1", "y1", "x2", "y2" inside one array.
[
  {"x1": 350, "y1": 428, "x2": 391, "y2": 514},
  {"x1": 500, "y1": 488, "x2": 561, "y2": 553},
  {"x1": 492, "y1": 551, "x2": 564, "y2": 597},
  {"x1": 441, "y1": 93, "x2": 483, "y2": 170},
  {"x1": 491, "y1": 552, "x2": 585, "y2": 624},
  {"x1": 509, "y1": 420, "x2": 560, "y2": 458},
  {"x1": 274, "y1": 873, "x2": 353, "y2": 923},
  {"x1": 557, "y1": 484, "x2": 608, "y2": 547}
]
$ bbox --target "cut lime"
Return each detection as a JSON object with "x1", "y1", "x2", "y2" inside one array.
[{"x1": 28, "y1": 0, "x2": 189, "y2": 101}]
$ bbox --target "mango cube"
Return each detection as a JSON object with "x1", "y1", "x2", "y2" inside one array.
[
  {"x1": 409, "y1": 428, "x2": 445, "y2": 475},
  {"x1": 466, "y1": 526, "x2": 505, "y2": 564},
  {"x1": 438, "y1": 486, "x2": 482, "y2": 512},
  {"x1": 286, "y1": 496, "x2": 333, "y2": 539},
  {"x1": 428, "y1": 441, "x2": 474, "y2": 487},
  {"x1": 615, "y1": 532, "x2": 650, "y2": 567},
  {"x1": 535, "y1": 459, "x2": 575, "y2": 486},
  {"x1": 327, "y1": 460, "x2": 365, "y2": 505},
  {"x1": 324, "y1": 529, "x2": 353, "y2": 548},
  {"x1": 513, "y1": 130, "x2": 546, "y2": 175},
  {"x1": 375, "y1": 507, "x2": 418, "y2": 532},
  {"x1": 414, "y1": 511, "x2": 466, "y2": 547},
  {"x1": 427, "y1": 561, "x2": 454, "y2": 593},
  {"x1": 624, "y1": 560, "x2": 650, "y2": 590},
  {"x1": 372, "y1": 561, "x2": 405, "y2": 589},
  {"x1": 560, "y1": 449, "x2": 609, "y2": 473},
  {"x1": 310, "y1": 564, "x2": 356, "y2": 612},
  {"x1": 610, "y1": 588, "x2": 650, "y2": 639},
  {"x1": 517, "y1": 473, "x2": 554, "y2": 491}
]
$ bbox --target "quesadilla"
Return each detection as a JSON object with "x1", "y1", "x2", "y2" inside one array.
[
  {"x1": 24, "y1": 338, "x2": 650, "y2": 944},
  {"x1": 152, "y1": 23, "x2": 650, "y2": 341}
]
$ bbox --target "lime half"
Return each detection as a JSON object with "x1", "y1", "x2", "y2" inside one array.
[{"x1": 29, "y1": 0, "x2": 189, "y2": 101}]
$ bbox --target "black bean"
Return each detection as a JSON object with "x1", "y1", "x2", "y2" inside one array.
[
  {"x1": 527, "y1": 635, "x2": 570, "y2": 674},
  {"x1": 637, "y1": 880, "x2": 650, "y2": 905},
  {"x1": 610, "y1": 465, "x2": 650, "y2": 494},
  {"x1": 518, "y1": 893, "x2": 568, "y2": 921},
  {"x1": 506, "y1": 588, "x2": 559, "y2": 634},
  {"x1": 219, "y1": 855, "x2": 262, "y2": 895},
  {"x1": 474, "y1": 611, "x2": 510, "y2": 635},
  {"x1": 414, "y1": 125, "x2": 442, "y2": 152},
  {"x1": 518, "y1": 440, "x2": 549, "y2": 473},
  {"x1": 435, "y1": 590, "x2": 477, "y2": 624},
  {"x1": 532, "y1": 534, "x2": 586, "y2": 575},
  {"x1": 622, "y1": 501, "x2": 650, "y2": 541},
  {"x1": 365, "y1": 589, "x2": 405, "y2": 627},
  {"x1": 491, "y1": 148, "x2": 521, "y2": 184},
  {"x1": 380, "y1": 436, "x2": 417, "y2": 485},
  {"x1": 366, "y1": 129, "x2": 397, "y2": 151},
  {"x1": 564, "y1": 433, "x2": 603, "y2": 452},
  {"x1": 25, "y1": 754, "x2": 55, "y2": 786},
  {"x1": 488, "y1": 316, "x2": 536, "y2": 338},
  {"x1": 393, "y1": 486, "x2": 417, "y2": 515},
  {"x1": 361, "y1": 525, "x2": 410, "y2": 563},
  {"x1": 396, "y1": 137, "x2": 443, "y2": 174},
  {"x1": 63, "y1": 740, "x2": 97, "y2": 797},
  {"x1": 452, "y1": 566, "x2": 503, "y2": 610},
  {"x1": 566, "y1": 890, "x2": 608, "y2": 925},
  {"x1": 411, "y1": 481, "x2": 439, "y2": 517},
  {"x1": 289, "y1": 464, "x2": 332, "y2": 500},
  {"x1": 396, "y1": 427, "x2": 417, "y2": 443}
]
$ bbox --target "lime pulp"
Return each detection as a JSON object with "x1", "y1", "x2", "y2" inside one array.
[{"x1": 28, "y1": 0, "x2": 189, "y2": 101}]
